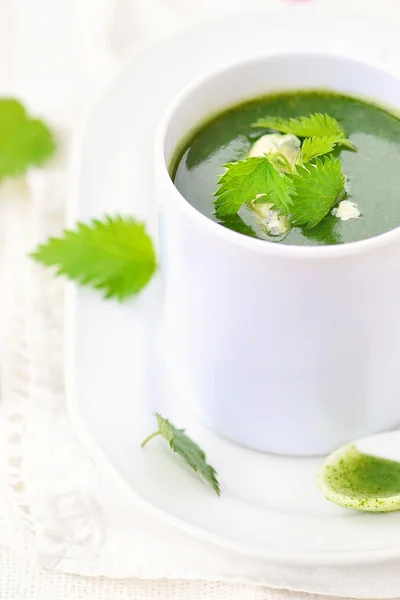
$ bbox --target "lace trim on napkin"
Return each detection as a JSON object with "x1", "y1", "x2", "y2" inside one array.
[{"x1": 0, "y1": 168, "x2": 106, "y2": 572}]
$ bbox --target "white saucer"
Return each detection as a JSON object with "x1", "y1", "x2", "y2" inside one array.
[{"x1": 67, "y1": 6, "x2": 400, "y2": 567}]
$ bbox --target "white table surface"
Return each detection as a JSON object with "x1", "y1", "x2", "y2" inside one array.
[{"x1": 0, "y1": 0, "x2": 399, "y2": 598}]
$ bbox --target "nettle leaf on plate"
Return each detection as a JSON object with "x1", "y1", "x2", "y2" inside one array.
[
  {"x1": 142, "y1": 413, "x2": 220, "y2": 496},
  {"x1": 289, "y1": 155, "x2": 345, "y2": 229},
  {"x1": 0, "y1": 98, "x2": 55, "y2": 179},
  {"x1": 31, "y1": 215, "x2": 157, "y2": 301},
  {"x1": 252, "y1": 113, "x2": 356, "y2": 150},
  {"x1": 214, "y1": 156, "x2": 296, "y2": 216}
]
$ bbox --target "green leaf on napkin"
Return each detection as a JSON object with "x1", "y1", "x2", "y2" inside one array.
[
  {"x1": 142, "y1": 414, "x2": 220, "y2": 496},
  {"x1": 31, "y1": 215, "x2": 157, "y2": 301},
  {"x1": 0, "y1": 98, "x2": 55, "y2": 180}
]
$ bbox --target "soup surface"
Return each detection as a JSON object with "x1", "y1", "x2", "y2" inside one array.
[{"x1": 172, "y1": 91, "x2": 400, "y2": 245}]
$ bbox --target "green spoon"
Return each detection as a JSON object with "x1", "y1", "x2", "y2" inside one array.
[{"x1": 318, "y1": 432, "x2": 400, "y2": 512}]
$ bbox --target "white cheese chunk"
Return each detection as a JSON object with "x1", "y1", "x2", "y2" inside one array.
[
  {"x1": 331, "y1": 200, "x2": 360, "y2": 221},
  {"x1": 250, "y1": 200, "x2": 290, "y2": 237},
  {"x1": 248, "y1": 133, "x2": 300, "y2": 167}
]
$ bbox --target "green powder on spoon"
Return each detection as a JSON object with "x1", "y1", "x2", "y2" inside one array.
[{"x1": 318, "y1": 443, "x2": 400, "y2": 512}]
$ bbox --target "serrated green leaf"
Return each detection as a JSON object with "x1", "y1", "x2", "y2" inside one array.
[
  {"x1": 252, "y1": 113, "x2": 347, "y2": 139},
  {"x1": 289, "y1": 156, "x2": 345, "y2": 229},
  {"x1": 0, "y1": 99, "x2": 55, "y2": 179},
  {"x1": 300, "y1": 135, "x2": 348, "y2": 163},
  {"x1": 214, "y1": 156, "x2": 296, "y2": 216},
  {"x1": 31, "y1": 215, "x2": 157, "y2": 301},
  {"x1": 336, "y1": 138, "x2": 357, "y2": 151},
  {"x1": 142, "y1": 414, "x2": 220, "y2": 496}
]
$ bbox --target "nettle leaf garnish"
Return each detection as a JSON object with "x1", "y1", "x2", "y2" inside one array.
[
  {"x1": 0, "y1": 98, "x2": 56, "y2": 180},
  {"x1": 252, "y1": 112, "x2": 356, "y2": 150},
  {"x1": 31, "y1": 215, "x2": 157, "y2": 301},
  {"x1": 289, "y1": 156, "x2": 345, "y2": 229},
  {"x1": 214, "y1": 112, "x2": 356, "y2": 231},
  {"x1": 142, "y1": 413, "x2": 220, "y2": 495},
  {"x1": 300, "y1": 135, "x2": 346, "y2": 163},
  {"x1": 214, "y1": 156, "x2": 296, "y2": 217}
]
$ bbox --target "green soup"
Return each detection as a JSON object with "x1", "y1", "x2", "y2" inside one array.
[{"x1": 172, "y1": 91, "x2": 400, "y2": 246}]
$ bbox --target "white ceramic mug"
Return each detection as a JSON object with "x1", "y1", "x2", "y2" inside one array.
[{"x1": 154, "y1": 51, "x2": 400, "y2": 456}]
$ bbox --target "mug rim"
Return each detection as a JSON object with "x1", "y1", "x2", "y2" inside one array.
[{"x1": 154, "y1": 48, "x2": 400, "y2": 259}]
